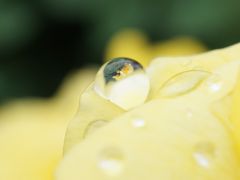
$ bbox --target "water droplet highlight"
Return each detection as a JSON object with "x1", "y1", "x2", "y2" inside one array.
[
  {"x1": 98, "y1": 147, "x2": 124, "y2": 176},
  {"x1": 205, "y1": 74, "x2": 222, "y2": 93},
  {"x1": 193, "y1": 142, "x2": 215, "y2": 168},
  {"x1": 131, "y1": 118, "x2": 146, "y2": 128}
]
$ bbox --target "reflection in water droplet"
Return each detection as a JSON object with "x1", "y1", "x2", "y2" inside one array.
[
  {"x1": 205, "y1": 74, "x2": 222, "y2": 93},
  {"x1": 94, "y1": 57, "x2": 150, "y2": 110},
  {"x1": 193, "y1": 142, "x2": 215, "y2": 168},
  {"x1": 132, "y1": 118, "x2": 146, "y2": 128},
  {"x1": 98, "y1": 147, "x2": 124, "y2": 176},
  {"x1": 84, "y1": 120, "x2": 108, "y2": 138}
]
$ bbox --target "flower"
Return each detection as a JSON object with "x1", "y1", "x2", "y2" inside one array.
[
  {"x1": 0, "y1": 68, "x2": 96, "y2": 180},
  {"x1": 57, "y1": 43, "x2": 240, "y2": 179},
  {"x1": 0, "y1": 30, "x2": 208, "y2": 180}
]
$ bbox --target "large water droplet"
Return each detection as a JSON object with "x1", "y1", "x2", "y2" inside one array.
[
  {"x1": 205, "y1": 74, "x2": 222, "y2": 93},
  {"x1": 131, "y1": 118, "x2": 146, "y2": 128},
  {"x1": 94, "y1": 57, "x2": 150, "y2": 110},
  {"x1": 84, "y1": 120, "x2": 108, "y2": 138},
  {"x1": 98, "y1": 147, "x2": 124, "y2": 176},
  {"x1": 193, "y1": 142, "x2": 215, "y2": 168}
]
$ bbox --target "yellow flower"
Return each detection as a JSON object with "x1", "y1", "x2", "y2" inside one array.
[
  {"x1": 230, "y1": 72, "x2": 240, "y2": 154},
  {"x1": 0, "y1": 30, "x2": 209, "y2": 180},
  {"x1": 57, "y1": 44, "x2": 240, "y2": 179},
  {"x1": 0, "y1": 68, "x2": 96, "y2": 180}
]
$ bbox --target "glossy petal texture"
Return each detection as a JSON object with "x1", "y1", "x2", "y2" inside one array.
[
  {"x1": 63, "y1": 84, "x2": 124, "y2": 153},
  {"x1": 57, "y1": 97, "x2": 240, "y2": 180},
  {"x1": 58, "y1": 44, "x2": 240, "y2": 179}
]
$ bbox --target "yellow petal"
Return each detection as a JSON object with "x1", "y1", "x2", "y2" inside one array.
[
  {"x1": 0, "y1": 99, "x2": 66, "y2": 180},
  {"x1": 152, "y1": 37, "x2": 206, "y2": 57},
  {"x1": 56, "y1": 97, "x2": 240, "y2": 180},
  {"x1": 55, "y1": 68, "x2": 97, "y2": 116},
  {"x1": 0, "y1": 68, "x2": 95, "y2": 180},
  {"x1": 63, "y1": 84, "x2": 124, "y2": 154},
  {"x1": 57, "y1": 44, "x2": 240, "y2": 180},
  {"x1": 104, "y1": 29, "x2": 151, "y2": 67},
  {"x1": 230, "y1": 72, "x2": 240, "y2": 154},
  {"x1": 147, "y1": 43, "x2": 240, "y2": 99}
]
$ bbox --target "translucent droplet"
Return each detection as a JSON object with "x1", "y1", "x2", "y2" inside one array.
[
  {"x1": 131, "y1": 118, "x2": 146, "y2": 128},
  {"x1": 94, "y1": 57, "x2": 150, "y2": 110},
  {"x1": 205, "y1": 74, "x2": 222, "y2": 93},
  {"x1": 193, "y1": 142, "x2": 215, "y2": 168},
  {"x1": 84, "y1": 120, "x2": 108, "y2": 138},
  {"x1": 159, "y1": 70, "x2": 209, "y2": 98},
  {"x1": 98, "y1": 147, "x2": 124, "y2": 176}
]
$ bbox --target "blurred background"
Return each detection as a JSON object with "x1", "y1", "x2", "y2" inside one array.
[{"x1": 0, "y1": 0, "x2": 240, "y2": 104}]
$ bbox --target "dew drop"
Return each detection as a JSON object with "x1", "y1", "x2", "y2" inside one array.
[
  {"x1": 131, "y1": 118, "x2": 146, "y2": 128},
  {"x1": 98, "y1": 147, "x2": 124, "y2": 176},
  {"x1": 193, "y1": 142, "x2": 215, "y2": 168},
  {"x1": 205, "y1": 74, "x2": 222, "y2": 93},
  {"x1": 94, "y1": 57, "x2": 150, "y2": 110}
]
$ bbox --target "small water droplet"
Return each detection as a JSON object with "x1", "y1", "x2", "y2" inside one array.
[
  {"x1": 193, "y1": 142, "x2": 215, "y2": 168},
  {"x1": 98, "y1": 147, "x2": 124, "y2": 176},
  {"x1": 131, "y1": 118, "x2": 146, "y2": 128},
  {"x1": 159, "y1": 70, "x2": 209, "y2": 98},
  {"x1": 205, "y1": 74, "x2": 222, "y2": 93}
]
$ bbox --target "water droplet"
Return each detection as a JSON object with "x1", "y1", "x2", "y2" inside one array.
[
  {"x1": 193, "y1": 142, "x2": 215, "y2": 168},
  {"x1": 98, "y1": 147, "x2": 124, "y2": 176},
  {"x1": 84, "y1": 120, "x2": 108, "y2": 138},
  {"x1": 94, "y1": 57, "x2": 150, "y2": 110},
  {"x1": 205, "y1": 74, "x2": 222, "y2": 93},
  {"x1": 131, "y1": 118, "x2": 146, "y2": 128},
  {"x1": 159, "y1": 70, "x2": 209, "y2": 98}
]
